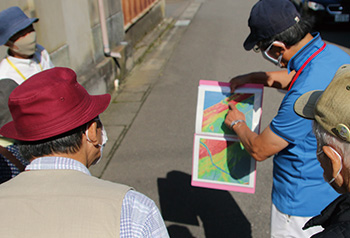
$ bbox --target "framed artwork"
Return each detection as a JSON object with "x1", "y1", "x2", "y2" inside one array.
[{"x1": 192, "y1": 80, "x2": 263, "y2": 193}]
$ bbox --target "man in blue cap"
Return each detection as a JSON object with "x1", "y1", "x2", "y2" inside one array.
[
  {"x1": 224, "y1": 0, "x2": 350, "y2": 237},
  {"x1": 0, "y1": 6, "x2": 54, "y2": 85}
]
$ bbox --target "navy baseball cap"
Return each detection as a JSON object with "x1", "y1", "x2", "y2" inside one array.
[
  {"x1": 244, "y1": 0, "x2": 301, "y2": 51},
  {"x1": 0, "y1": 6, "x2": 38, "y2": 45}
]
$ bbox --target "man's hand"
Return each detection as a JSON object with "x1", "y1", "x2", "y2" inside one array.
[
  {"x1": 229, "y1": 70, "x2": 295, "y2": 92},
  {"x1": 224, "y1": 102, "x2": 246, "y2": 129},
  {"x1": 229, "y1": 74, "x2": 250, "y2": 93},
  {"x1": 224, "y1": 101, "x2": 289, "y2": 161}
]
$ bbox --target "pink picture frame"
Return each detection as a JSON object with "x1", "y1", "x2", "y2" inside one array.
[{"x1": 192, "y1": 80, "x2": 263, "y2": 194}]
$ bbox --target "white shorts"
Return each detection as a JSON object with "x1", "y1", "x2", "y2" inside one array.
[{"x1": 271, "y1": 204, "x2": 323, "y2": 238}]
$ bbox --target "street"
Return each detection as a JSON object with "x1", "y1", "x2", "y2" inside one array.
[{"x1": 95, "y1": 0, "x2": 350, "y2": 237}]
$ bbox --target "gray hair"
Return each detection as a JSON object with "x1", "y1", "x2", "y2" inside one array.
[{"x1": 313, "y1": 121, "x2": 350, "y2": 168}]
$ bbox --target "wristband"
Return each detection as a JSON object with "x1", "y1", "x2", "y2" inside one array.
[{"x1": 230, "y1": 120, "x2": 245, "y2": 129}]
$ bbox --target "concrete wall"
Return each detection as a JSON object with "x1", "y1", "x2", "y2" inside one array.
[{"x1": 0, "y1": 0, "x2": 165, "y2": 94}]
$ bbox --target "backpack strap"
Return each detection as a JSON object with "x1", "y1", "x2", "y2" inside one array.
[{"x1": 0, "y1": 145, "x2": 25, "y2": 172}]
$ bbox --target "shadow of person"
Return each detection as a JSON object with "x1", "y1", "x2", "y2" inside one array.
[
  {"x1": 158, "y1": 171, "x2": 252, "y2": 238},
  {"x1": 225, "y1": 139, "x2": 254, "y2": 180}
]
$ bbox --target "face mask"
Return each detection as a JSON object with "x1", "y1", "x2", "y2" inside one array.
[
  {"x1": 95, "y1": 126, "x2": 108, "y2": 164},
  {"x1": 318, "y1": 147, "x2": 343, "y2": 184},
  {"x1": 327, "y1": 147, "x2": 342, "y2": 184},
  {"x1": 11, "y1": 31, "x2": 37, "y2": 56},
  {"x1": 86, "y1": 125, "x2": 108, "y2": 165}
]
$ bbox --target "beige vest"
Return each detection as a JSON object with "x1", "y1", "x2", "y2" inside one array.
[{"x1": 0, "y1": 170, "x2": 131, "y2": 238}]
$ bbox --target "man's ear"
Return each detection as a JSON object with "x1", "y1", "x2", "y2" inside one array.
[
  {"x1": 277, "y1": 43, "x2": 288, "y2": 54},
  {"x1": 323, "y1": 146, "x2": 344, "y2": 184},
  {"x1": 85, "y1": 121, "x2": 99, "y2": 146}
]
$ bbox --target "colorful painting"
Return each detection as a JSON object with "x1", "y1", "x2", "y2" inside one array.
[
  {"x1": 198, "y1": 137, "x2": 253, "y2": 185},
  {"x1": 192, "y1": 80, "x2": 263, "y2": 193},
  {"x1": 201, "y1": 92, "x2": 255, "y2": 135}
]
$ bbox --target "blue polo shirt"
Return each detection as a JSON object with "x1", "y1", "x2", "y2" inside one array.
[{"x1": 270, "y1": 33, "x2": 350, "y2": 216}]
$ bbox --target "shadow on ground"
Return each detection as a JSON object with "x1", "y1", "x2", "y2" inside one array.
[{"x1": 158, "y1": 170, "x2": 252, "y2": 238}]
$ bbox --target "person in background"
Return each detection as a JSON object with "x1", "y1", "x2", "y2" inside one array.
[
  {"x1": 0, "y1": 6, "x2": 54, "y2": 84},
  {"x1": 0, "y1": 78, "x2": 28, "y2": 183},
  {"x1": 0, "y1": 67, "x2": 169, "y2": 237},
  {"x1": 224, "y1": 0, "x2": 350, "y2": 237},
  {"x1": 294, "y1": 64, "x2": 350, "y2": 237}
]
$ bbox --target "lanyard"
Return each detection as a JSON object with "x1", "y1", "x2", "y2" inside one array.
[
  {"x1": 6, "y1": 56, "x2": 43, "y2": 81},
  {"x1": 288, "y1": 43, "x2": 326, "y2": 91}
]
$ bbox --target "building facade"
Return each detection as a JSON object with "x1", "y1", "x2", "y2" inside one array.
[{"x1": 0, "y1": 0, "x2": 165, "y2": 94}]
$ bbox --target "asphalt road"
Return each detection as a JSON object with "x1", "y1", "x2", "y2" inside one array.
[{"x1": 98, "y1": 0, "x2": 350, "y2": 237}]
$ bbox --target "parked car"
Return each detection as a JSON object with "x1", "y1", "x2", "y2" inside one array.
[{"x1": 291, "y1": 0, "x2": 350, "y2": 25}]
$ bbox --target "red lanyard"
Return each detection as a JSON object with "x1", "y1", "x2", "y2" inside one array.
[{"x1": 288, "y1": 43, "x2": 326, "y2": 91}]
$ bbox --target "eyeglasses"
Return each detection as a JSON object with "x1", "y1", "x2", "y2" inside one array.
[
  {"x1": 261, "y1": 41, "x2": 285, "y2": 66},
  {"x1": 263, "y1": 41, "x2": 284, "y2": 61}
]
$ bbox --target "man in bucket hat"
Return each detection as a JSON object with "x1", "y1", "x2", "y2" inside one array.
[
  {"x1": 0, "y1": 67, "x2": 169, "y2": 238},
  {"x1": 0, "y1": 6, "x2": 54, "y2": 85},
  {"x1": 294, "y1": 64, "x2": 350, "y2": 237},
  {"x1": 224, "y1": 0, "x2": 350, "y2": 236}
]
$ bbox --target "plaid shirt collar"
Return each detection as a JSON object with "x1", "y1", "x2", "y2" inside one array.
[{"x1": 25, "y1": 156, "x2": 91, "y2": 176}]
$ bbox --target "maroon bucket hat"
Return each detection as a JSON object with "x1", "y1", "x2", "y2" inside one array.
[{"x1": 0, "y1": 67, "x2": 111, "y2": 141}]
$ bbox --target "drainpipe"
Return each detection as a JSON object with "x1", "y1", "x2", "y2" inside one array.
[{"x1": 97, "y1": 0, "x2": 122, "y2": 61}]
